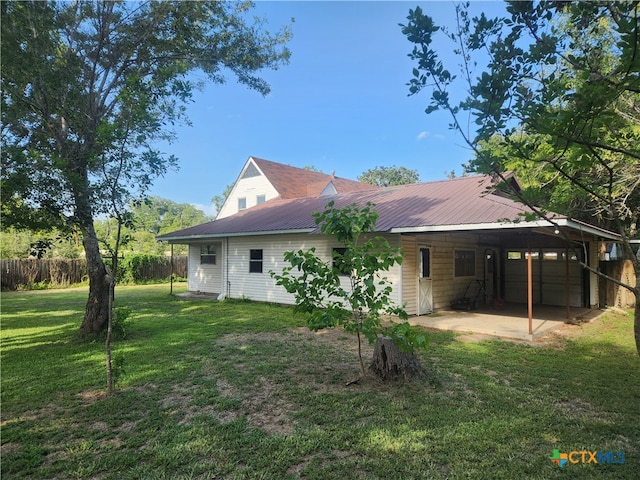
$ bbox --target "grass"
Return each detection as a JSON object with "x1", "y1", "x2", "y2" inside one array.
[{"x1": 1, "y1": 284, "x2": 639, "y2": 479}]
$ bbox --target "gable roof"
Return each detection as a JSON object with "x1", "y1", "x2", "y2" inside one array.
[
  {"x1": 158, "y1": 174, "x2": 619, "y2": 242},
  {"x1": 250, "y1": 157, "x2": 377, "y2": 198}
]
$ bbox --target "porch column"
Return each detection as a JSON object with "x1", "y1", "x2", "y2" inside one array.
[
  {"x1": 565, "y1": 246, "x2": 571, "y2": 319},
  {"x1": 528, "y1": 249, "x2": 533, "y2": 335},
  {"x1": 170, "y1": 244, "x2": 174, "y2": 295}
]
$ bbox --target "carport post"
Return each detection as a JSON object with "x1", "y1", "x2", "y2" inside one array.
[
  {"x1": 170, "y1": 244, "x2": 174, "y2": 295},
  {"x1": 565, "y1": 246, "x2": 571, "y2": 319},
  {"x1": 528, "y1": 249, "x2": 533, "y2": 335}
]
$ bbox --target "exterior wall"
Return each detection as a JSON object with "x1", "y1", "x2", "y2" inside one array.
[
  {"x1": 401, "y1": 236, "x2": 418, "y2": 315},
  {"x1": 224, "y1": 233, "x2": 403, "y2": 307},
  {"x1": 427, "y1": 233, "x2": 484, "y2": 310},
  {"x1": 217, "y1": 172, "x2": 279, "y2": 219},
  {"x1": 401, "y1": 233, "x2": 486, "y2": 312},
  {"x1": 188, "y1": 242, "x2": 223, "y2": 293}
]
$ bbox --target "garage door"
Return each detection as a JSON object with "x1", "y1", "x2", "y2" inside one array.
[{"x1": 504, "y1": 249, "x2": 584, "y2": 307}]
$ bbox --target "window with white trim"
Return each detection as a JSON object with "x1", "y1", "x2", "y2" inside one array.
[
  {"x1": 200, "y1": 245, "x2": 217, "y2": 265},
  {"x1": 249, "y1": 249, "x2": 263, "y2": 273}
]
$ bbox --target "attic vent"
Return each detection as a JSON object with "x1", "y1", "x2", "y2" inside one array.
[{"x1": 242, "y1": 163, "x2": 261, "y2": 179}]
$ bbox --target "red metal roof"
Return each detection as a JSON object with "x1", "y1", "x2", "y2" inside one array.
[
  {"x1": 158, "y1": 175, "x2": 548, "y2": 241},
  {"x1": 251, "y1": 157, "x2": 376, "y2": 198}
]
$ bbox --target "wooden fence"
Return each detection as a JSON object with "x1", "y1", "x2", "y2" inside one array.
[
  {"x1": 1, "y1": 256, "x2": 187, "y2": 291},
  {"x1": 599, "y1": 260, "x2": 637, "y2": 308}
]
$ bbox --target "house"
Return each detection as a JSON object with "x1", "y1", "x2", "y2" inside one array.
[
  {"x1": 157, "y1": 161, "x2": 620, "y2": 316},
  {"x1": 216, "y1": 156, "x2": 376, "y2": 219}
]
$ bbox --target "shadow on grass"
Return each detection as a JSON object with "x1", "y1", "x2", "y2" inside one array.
[{"x1": 2, "y1": 288, "x2": 638, "y2": 479}]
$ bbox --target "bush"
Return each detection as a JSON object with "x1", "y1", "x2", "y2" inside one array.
[{"x1": 117, "y1": 254, "x2": 169, "y2": 284}]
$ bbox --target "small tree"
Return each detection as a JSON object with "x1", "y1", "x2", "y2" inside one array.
[{"x1": 271, "y1": 201, "x2": 428, "y2": 379}]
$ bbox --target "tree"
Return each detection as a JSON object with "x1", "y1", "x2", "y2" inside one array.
[
  {"x1": 1, "y1": 1, "x2": 291, "y2": 333},
  {"x1": 271, "y1": 201, "x2": 428, "y2": 380},
  {"x1": 402, "y1": 1, "x2": 640, "y2": 354},
  {"x1": 95, "y1": 197, "x2": 211, "y2": 256},
  {"x1": 358, "y1": 165, "x2": 420, "y2": 187},
  {"x1": 211, "y1": 183, "x2": 233, "y2": 217}
]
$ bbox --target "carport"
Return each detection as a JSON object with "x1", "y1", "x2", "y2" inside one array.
[{"x1": 409, "y1": 303, "x2": 596, "y2": 341}]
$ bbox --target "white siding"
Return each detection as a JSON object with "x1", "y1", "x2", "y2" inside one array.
[
  {"x1": 225, "y1": 233, "x2": 403, "y2": 307},
  {"x1": 217, "y1": 175, "x2": 279, "y2": 219},
  {"x1": 188, "y1": 243, "x2": 223, "y2": 293}
]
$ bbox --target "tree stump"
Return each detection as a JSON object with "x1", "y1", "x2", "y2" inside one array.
[{"x1": 369, "y1": 336, "x2": 422, "y2": 381}]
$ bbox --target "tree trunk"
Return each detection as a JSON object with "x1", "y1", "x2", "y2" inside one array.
[
  {"x1": 635, "y1": 295, "x2": 640, "y2": 357},
  {"x1": 78, "y1": 212, "x2": 110, "y2": 334},
  {"x1": 369, "y1": 336, "x2": 422, "y2": 381},
  {"x1": 634, "y1": 262, "x2": 640, "y2": 356}
]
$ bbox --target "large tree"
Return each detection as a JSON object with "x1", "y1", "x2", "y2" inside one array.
[
  {"x1": 1, "y1": 1, "x2": 291, "y2": 333},
  {"x1": 402, "y1": 1, "x2": 640, "y2": 353},
  {"x1": 358, "y1": 165, "x2": 420, "y2": 187}
]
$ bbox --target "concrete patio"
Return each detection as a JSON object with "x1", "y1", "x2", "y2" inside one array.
[{"x1": 409, "y1": 303, "x2": 599, "y2": 341}]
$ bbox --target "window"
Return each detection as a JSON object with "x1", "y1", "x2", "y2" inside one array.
[
  {"x1": 543, "y1": 251, "x2": 558, "y2": 261},
  {"x1": 249, "y1": 249, "x2": 263, "y2": 273},
  {"x1": 200, "y1": 245, "x2": 217, "y2": 265},
  {"x1": 420, "y1": 247, "x2": 430, "y2": 278},
  {"x1": 256, "y1": 194, "x2": 266, "y2": 205},
  {"x1": 507, "y1": 251, "x2": 522, "y2": 260},
  {"x1": 238, "y1": 197, "x2": 247, "y2": 211},
  {"x1": 454, "y1": 250, "x2": 475, "y2": 277},
  {"x1": 332, "y1": 247, "x2": 350, "y2": 276}
]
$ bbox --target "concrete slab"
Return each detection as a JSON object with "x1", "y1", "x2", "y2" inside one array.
[
  {"x1": 174, "y1": 291, "x2": 219, "y2": 301},
  {"x1": 409, "y1": 304, "x2": 595, "y2": 341}
]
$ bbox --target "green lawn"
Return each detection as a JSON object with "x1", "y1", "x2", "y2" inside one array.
[{"x1": 2, "y1": 284, "x2": 639, "y2": 479}]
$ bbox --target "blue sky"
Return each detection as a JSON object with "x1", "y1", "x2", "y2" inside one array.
[{"x1": 149, "y1": 1, "x2": 507, "y2": 216}]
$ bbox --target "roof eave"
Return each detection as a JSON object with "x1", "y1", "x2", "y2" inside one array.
[
  {"x1": 156, "y1": 228, "x2": 316, "y2": 244},
  {"x1": 391, "y1": 218, "x2": 621, "y2": 240}
]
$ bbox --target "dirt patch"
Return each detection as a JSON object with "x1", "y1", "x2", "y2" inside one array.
[
  {"x1": 555, "y1": 397, "x2": 604, "y2": 420},
  {"x1": 456, "y1": 333, "x2": 494, "y2": 343},
  {"x1": 77, "y1": 389, "x2": 106, "y2": 404},
  {"x1": 1, "y1": 442, "x2": 22, "y2": 456},
  {"x1": 200, "y1": 328, "x2": 382, "y2": 435}
]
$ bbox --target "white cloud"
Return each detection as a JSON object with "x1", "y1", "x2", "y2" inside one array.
[
  {"x1": 192, "y1": 203, "x2": 217, "y2": 218},
  {"x1": 417, "y1": 131, "x2": 445, "y2": 141}
]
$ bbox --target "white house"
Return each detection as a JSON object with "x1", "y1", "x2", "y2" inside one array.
[
  {"x1": 216, "y1": 156, "x2": 376, "y2": 219},
  {"x1": 158, "y1": 159, "x2": 620, "y2": 316}
]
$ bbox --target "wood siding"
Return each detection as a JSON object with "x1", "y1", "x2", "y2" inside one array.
[
  {"x1": 399, "y1": 233, "x2": 490, "y2": 311},
  {"x1": 400, "y1": 236, "x2": 418, "y2": 315}
]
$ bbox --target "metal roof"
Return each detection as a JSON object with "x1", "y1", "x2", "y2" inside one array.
[
  {"x1": 251, "y1": 157, "x2": 377, "y2": 198},
  {"x1": 157, "y1": 175, "x2": 620, "y2": 242}
]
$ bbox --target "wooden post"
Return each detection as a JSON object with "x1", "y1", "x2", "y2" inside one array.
[
  {"x1": 528, "y1": 250, "x2": 533, "y2": 336},
  {"x1": 170, "y1": 244, "x2": 174, "y2": 295},
  {"x1": 565, "y1": 246, "x2": 571, "y2": 319}
]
